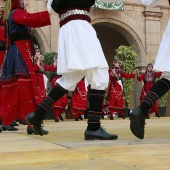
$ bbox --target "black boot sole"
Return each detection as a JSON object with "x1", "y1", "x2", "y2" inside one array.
[{"x1": 85, "y1": 135, "x2": 118, "y2": 140}]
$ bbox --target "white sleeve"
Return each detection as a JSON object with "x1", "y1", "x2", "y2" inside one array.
[
  {"x1": 47, "y1": 0, "x2": 57, "y2": 15},
  {"x1": 84, "y1": 78, "x2": 89, "y2": 92},
  {"x1": 138, "y1": 0, "x2": 162, "y2": 6}
]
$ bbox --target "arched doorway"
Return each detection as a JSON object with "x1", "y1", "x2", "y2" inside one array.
[
  {"x1": 31, "y1": 28, "x2": 50, "y2": 54},
  {"x1": 93, "y1": 23, "x2": 130, "y2": 68},
  {"x1": 92, "y1": 21, "x2": 143, "y2": 109}
]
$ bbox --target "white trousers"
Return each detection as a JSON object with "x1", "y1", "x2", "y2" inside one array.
[{"x1": 56, "y1": 68, "x2": 109, "y2": 91}]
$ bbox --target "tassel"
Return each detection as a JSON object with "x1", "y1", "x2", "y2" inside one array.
[{"x1": 3, "y1": 0, "x2": 11, "y2": 22}]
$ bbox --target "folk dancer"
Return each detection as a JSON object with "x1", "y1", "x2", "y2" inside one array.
[
  {"x1": 25, "y1": 0, "x2": 118, "y2": 140},
  {"x1": 0, "y1": 0, "x2": 51, "y2": 132},
  {"x1": 130, "y1": 0, "x2": 170, "y2": 139},
  {"x1": 136, "y1": 63, "x2": 162, "y2": 119}
]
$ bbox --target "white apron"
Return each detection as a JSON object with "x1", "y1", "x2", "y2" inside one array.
[{"x1": 57, "y1": 20, "x2": 108, "y2": 74}]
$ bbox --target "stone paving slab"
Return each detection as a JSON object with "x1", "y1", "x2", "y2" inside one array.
[{"x1": 0, "y1": 117, "x2": 170, "y2": 169}]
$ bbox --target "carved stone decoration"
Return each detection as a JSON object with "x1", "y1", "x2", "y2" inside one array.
[{"x1": 92, "y1": 0, "x2": 124, "y2": 11}]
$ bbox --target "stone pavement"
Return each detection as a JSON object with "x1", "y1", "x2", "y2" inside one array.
[{"x1": 0, "y1": 117, "x2": 170, "y2": 170}]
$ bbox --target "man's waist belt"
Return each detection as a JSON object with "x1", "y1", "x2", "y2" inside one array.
[{"x1": 59, "y1": 8, "x2": 91, "y2": 27}]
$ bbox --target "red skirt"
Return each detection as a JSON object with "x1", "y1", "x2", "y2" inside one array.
[
  {"x1": 108, "y1": 81, "x2": 124, "y2": 110},
  {"x1": 71, "y1": 80, "x2": 87, "y2": 114},
  {"x1": 1, "y1": 76, "x2": 37, "y2": 125}
]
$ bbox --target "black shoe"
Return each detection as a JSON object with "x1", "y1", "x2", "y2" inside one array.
[
  {"x1": 0, "y1": 126, "x2": 2, "y2": 133},
  {"x1": 2, "y1": 124, "x2": 18, "y2": 131},
  {"x1": 59, "y1": 116, "x2": 64, "y2": 121},
  {"x1": 27, "y1": 126, "x2": 48, "y2": 135},
  {"x1": 121, "y1": 115, "x2": 125, "y2": 119},
  {"x1": 55, "y1": 119, "x2": 59, "y2": 122},
  {"x1": 75, "y1": 118, "x2": 79, "y2": 121},
  {"x1": 129, "y1": 107, "x2": 145, "y2": 139},
  {"x1": 10, "y1": 121, "x2": 19, "y2": 126},
  {"x1": 84, "y1": 127, "x2": 118, "y2": 140},
  {"x1": 25, "y1": 112, "x2": 43, "y2": 136},
  {"x1": 22, "y1": 121, "x2": 28, "y2": 125},
  {"x1": 18, "y1": 120, "x2": 23, "y2": 124},
  {"x1": 145, "y1": 115, "x2": 150, "y2": 119},
  {"x1": 79, "y1": 115, "x2": 83, "y2": 120},
  {"x1": 110, "y1": 117, "x2": 114, "y2": 120},
  {"x1": 101, "y1": 115, "x2": 104, "y2": 119},
  {"x1": 156, "y1": 113, "x2": 160, "y2": 118}
]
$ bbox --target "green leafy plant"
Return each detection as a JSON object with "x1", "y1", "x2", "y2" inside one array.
[
  {"x1": 158, "y1": 92, "x2": 169, "y2": 107},
  {"x1": 42, "y1": 52, "x2": 56, "y2": 92},
  {"x1": 43, "y1": 52, "x2": 56, "y2": 65},
  {"x1": 154, "y1": 78, "x2": 169, "y2": 107},
  {"x1": 116, "y1": 45, "x2": 137, "y2": 107}
]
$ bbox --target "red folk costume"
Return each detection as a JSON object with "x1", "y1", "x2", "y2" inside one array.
[
  {"x1": 0, "y1": 26, "x2": 5, "y2": 66},
  {"x1": 50, "y1": 74, "x2": 68, "y2": 122},
  {"x1": 0, "y1": 0, "x2": 51, "y2": 127},
  {"x1": 101, "y1": 105, "x2": 110, "y2": 119},
  {"x1": 0, "y1": 7, "x2": 5, "y2": 127},
  {"x1": 71, "y1": 78, "x2": 87, "y2": 121},
  {"x1": 108, "y1": 67, "x2": 135, "y2": 119},
  {"x1": 0, "y1": 7, "x2": 5, "y2": 69},
  {"x1": 137, "y1": 63, "x2": 162, "y2": 118},
  {"x1": 34, "y1": 63, "x2": 56, "y2": 104}
]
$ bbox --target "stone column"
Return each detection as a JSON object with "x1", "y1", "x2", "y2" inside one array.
[
  {"x1": 134, "y1": 11, "x2": 163, "y2": 107},
  {"x1": 0, "y1": 0, "x2": 4, "y2": 6},
  {"x1": 143, "y1": 11, "x2": 163, "y2": 62}
]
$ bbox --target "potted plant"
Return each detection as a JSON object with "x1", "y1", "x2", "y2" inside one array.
[
  {"x1": 115, "y1": 45, "x2": 137, "y2": 117},
  {"x1": 158, "y1": 92, "x2": 169, "y2": 117}
]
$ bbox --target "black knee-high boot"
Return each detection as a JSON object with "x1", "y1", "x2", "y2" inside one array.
[
  {"x1": 84, "y1": 89, "x2": 118, "y2": 140},
  {"x1": 140, "y1": 78, "x2": 170, "y2": 115},
  {"x1": 35, "y1": 84, "x2": 67, "y2": 120},
  {"x1": 25, "y1": 84, "x2": 67, "y2": 136},
  {"x1": 130, "y1": 78, "x2": 170, "y2": 139}
]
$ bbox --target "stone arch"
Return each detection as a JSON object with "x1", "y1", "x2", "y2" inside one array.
[
  {"x1": 91, "y1": 11, "x2": 147, "y2": 108},
  {"x1": 31, "y1": 28, "x2": 50, "y2": 54},
  {"x1": 91, "y1": 10, "x2": 147, "y2": 66}
]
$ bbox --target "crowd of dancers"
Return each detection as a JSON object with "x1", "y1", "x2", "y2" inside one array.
[{"x1": 0, "y1": 0, "x2": 169, "y2": 141}]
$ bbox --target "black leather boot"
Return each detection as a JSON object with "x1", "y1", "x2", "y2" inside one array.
[
  {"x1": 121, "y1": 115, "x2": 125, "y2": 119},
  {"x1": 79, "y1": 115, "x2": 83, "y2": 120},
  {"x1": 85, "y1": 127, "x2": 118, "y2": 140},
  {"x1": 129, "y1": 107, "x2": 145, "y2": 139},
  {"x1": 2, "y1": 124, "x2": 18, "y2": 131},
  {"x1": 10, "y1": 121, "x2": 19, "y2": 126},
  {"x1": 27, "y1": 126, "x2": 48, "y2": 135},
  {"x1": 25, "y1": 112, "x2": 43, "y2": 136},
  {"x1": 55, "y1": 119, "x2": 59, "y2": 122},
  {"x1": 156, "y1": 113, "x2": 160, "y2": 118},
  {"x1": 59, "y1": 115, "x2": 64, "y2": 121},
  {"x1": 22, "y1": 121, "x2": 28, "y2": 125}
]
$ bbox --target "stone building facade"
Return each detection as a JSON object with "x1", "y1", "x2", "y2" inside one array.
[{"x1": 0, "y1": 0, "x2": 170, "y2": 114}]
